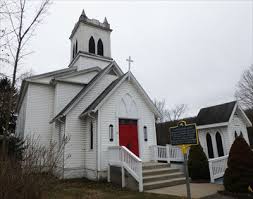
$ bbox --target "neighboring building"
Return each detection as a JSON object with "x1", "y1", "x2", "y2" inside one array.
[
  {"x1": 16, "y1": 11, "x2": 161, "y2": 180},
  {"x1": 156, "y1": 101, "x2": 252, "y2": 159}
]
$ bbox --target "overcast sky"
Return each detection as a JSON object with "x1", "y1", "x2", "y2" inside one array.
[{"x1": 19, "y1": 0, "x2": 253, "y2": 116}]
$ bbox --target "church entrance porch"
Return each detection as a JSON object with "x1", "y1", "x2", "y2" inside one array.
[{"x1": 119, "y1": 119, "x2": 139, "y2": 157}]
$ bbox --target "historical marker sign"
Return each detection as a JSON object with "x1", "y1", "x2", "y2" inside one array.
[
  {"x1": 169, "y1": 121, "x2": 198, "y2": 199},
  {"x1": 170, "y1": 121, "x2": 198, "y2": 146}
]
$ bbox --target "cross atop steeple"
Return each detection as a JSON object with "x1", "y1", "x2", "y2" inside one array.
[{"x1": 126, "y1": 56, "x2": 134, "y2": 72}]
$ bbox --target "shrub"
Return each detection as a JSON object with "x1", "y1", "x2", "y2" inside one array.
[
  {"x1": 224, "y1": 136, "x2": 253, "y2": 193},
  {"x1": 0, "y1": 135, "x2": 70, "y2": 199},
  {"x1": 188, "y1": 144, "x2": 210, "y2": 180}
]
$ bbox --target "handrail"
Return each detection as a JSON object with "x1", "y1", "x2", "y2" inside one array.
[
  {"x1": 209, "y1": 155, "x2": 228, "y2": 162},
  {"x1": 150, "y1": 145, "x2": 184, "y2": 163},
  {"x1": 108, "y1": 146, "x2": 143, "y2": 192},
  {"x1": 121, "y1": 146, "x2": 142, "y2": 162},
  {"x1": 208, "y1": 155, "x2": 228, "y2": 183}
]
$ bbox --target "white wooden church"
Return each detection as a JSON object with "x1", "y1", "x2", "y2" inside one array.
[
  {"x1": 16, "y1": 10, "x2": 249, "y2": 191},
  {"x1": 16, "y1": 11, "x2": 167, "y2": 190}
]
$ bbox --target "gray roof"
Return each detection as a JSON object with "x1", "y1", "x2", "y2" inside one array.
[
  {"x1": 196, "y1": 101, "x2": 236, "y2": 126},
  {"x1": 80, "y1": 74, "x2": 126, "y2": 117}
]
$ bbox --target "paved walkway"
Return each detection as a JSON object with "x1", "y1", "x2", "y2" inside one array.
[{"x1": 146, "y1": 183, "x2": 225, "y2": 199}]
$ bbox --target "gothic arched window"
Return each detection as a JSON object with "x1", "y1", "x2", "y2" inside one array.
[
  {"x1": 97, "y1": 39, "x2": 104, "y2": 56},
  {"x1": 216, "y1": 132, "x2": 224, "y2": 157},
  {"x1": 235, "y1": 131, "x2": 238, "y2": 139},
  {"x1": 240, "y1": 131, "x2": 243, "y2": 137},
  {"x1": 89, "y1": 36, "x2": 95, "y2": 54},
  {"x1": 206, "y1": 133, "x2": 214, "y2": 158}
]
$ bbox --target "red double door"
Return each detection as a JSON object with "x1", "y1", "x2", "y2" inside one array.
[{"x1": 119, "y1": 119, "x2": 139, "y2": 157}]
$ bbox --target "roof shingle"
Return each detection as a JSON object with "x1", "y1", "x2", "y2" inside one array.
[{"x1": 196, "y1": 101, "x2": 236, "y2": 126}]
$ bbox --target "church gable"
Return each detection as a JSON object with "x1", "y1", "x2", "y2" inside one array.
[
  {"x1": 50, "y1": 62, "x2": 123, "y2": 123},
  {"x1": 229, "y1": 105, "x2": 252, "y2": 128},
  {"x1": 79, "y1": 72, "x2": 160, "y2": 119}
]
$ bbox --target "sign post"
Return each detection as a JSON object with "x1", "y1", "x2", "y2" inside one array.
[{"x1": 170, "y1": 121, "x2": 198, "y2": 199}]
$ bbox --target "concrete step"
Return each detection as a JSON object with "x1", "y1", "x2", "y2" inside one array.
[
  {"x1": 143, "y1": 167, "x2": 180, "y2": 177},
  {"x1": 143, "y1": 172, "x2": 185, "y2": 183},
  {"x1": 143, "y1": 177, "x2": 186, "y2": 190},
  {"x1": 142, "y1": 162, "x2": 170, "y2": 170}
]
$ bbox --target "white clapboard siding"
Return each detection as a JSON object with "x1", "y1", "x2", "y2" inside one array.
[
  {"x1": 229, "y1": 111, "x2": 250, "y2": 145},
  {"x1": 16, "y1": 91, "x2": 28, "y2": 138},
  {"x1": 54, "y1": 83, "x2": 83, "y2": 115},
  {"x1": 59, "y1": 71, "x2": 97, "y2": 84},
  {"x1": 24, "y1": 83, "x2": 54, "y2": 147},
  {"x1": 64, "y1": 74, "x2": 118, "y2": 179},
  {"x1": 99, "y1": 80, "x2": 157, "y2": 171}
]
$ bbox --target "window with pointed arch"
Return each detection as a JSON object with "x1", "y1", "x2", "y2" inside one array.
[
  {"x1": 234, "y1": 131, "x2": 238, "y2": 139},
  {"x1": 206, "y1": 133, "x2": 214, "y2": 158},
  {"x1": 216, "y1": 132, "x2": 224, "y2": 157},
  {"x1": 97, "y1": 39, "x2": 104, "y2": 56},
  {"x1": 89, "y1": 36, "x2": 95, "y2": 54}
]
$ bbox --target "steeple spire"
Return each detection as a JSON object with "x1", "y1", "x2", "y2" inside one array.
[
  {"x1": 79, "y1": 9, "x2": 87, "y2": 21},
  {"x1": 103, "y1": 17, "x2": 109, "y2": 24}
]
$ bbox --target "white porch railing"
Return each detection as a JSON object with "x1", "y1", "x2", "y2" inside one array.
[
  {"x1": 150, "y1": 145, "x2": 184, "y2": 163},
  {"x1": 208, "y1": 155, "x2": 228, "y2": 183},
  {"x1": 108, "y1": 146, "x2": 143, "y2": 192}
]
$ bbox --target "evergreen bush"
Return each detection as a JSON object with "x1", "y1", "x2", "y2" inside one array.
[
  {"x1": 224, "y1": 136, "x2": 253, "y2": 193},
  {"x1": 188, "y1": 144, "x2": 210, "y2": 180}
]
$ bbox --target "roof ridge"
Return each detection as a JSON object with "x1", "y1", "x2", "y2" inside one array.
[
  {"x1": 56, "y1": 66, "x2": 101, "y2": 80},
  {"x1": 28, "y1": 67, "x2": 76, "y2": 80},
  {"x1": 200, "y1": 101, "x2": 236, "y2": 110}
]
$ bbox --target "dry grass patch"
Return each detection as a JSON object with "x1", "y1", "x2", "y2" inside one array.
[{"x1": 45, "y1": 179, "x2": 182, "y2": 199}]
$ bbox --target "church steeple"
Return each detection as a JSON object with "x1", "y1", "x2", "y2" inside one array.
[{"x1": 69, "y1": 10, "x2": 113, "y2": 70}]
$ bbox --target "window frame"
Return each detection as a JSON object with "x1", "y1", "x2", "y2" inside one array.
[
  {"x1": 109, "y1": 124, "x2": 113, "y2": 142},
  {"x1": 144, "y1": 126, "x2": 148, "y2": 142},
  {"x1": 89, "y1": 36, "x2": 95, "y2": 54}
]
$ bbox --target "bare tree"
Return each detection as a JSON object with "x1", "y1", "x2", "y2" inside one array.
[
  {"x1": 235, "y1": 65, "x2": 253, "y2": 110},
  {"x1": 1, "y1": 0, "x2": 51, "y2": 158},
  {"x1": 2, "y1": 0, "x2": 51, "y2": 87},
  {"x1": 154, "y1": 99, "x2": 171, "y2": 122},
  {"x1": 154, "y1": 98, "x2": 188, "y2": 122},
  {"x1": 171, "y1": 104, "x2": 188, "y2": 121}
]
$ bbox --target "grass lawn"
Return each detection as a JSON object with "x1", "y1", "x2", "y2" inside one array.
[{"x1": 45, "y1": 179, "x2": 182, "y2": 199}]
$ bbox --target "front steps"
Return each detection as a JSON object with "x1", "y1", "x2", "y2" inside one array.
[{"x1": 142, "y1": 162, "x2": 186, "y2": 190}]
